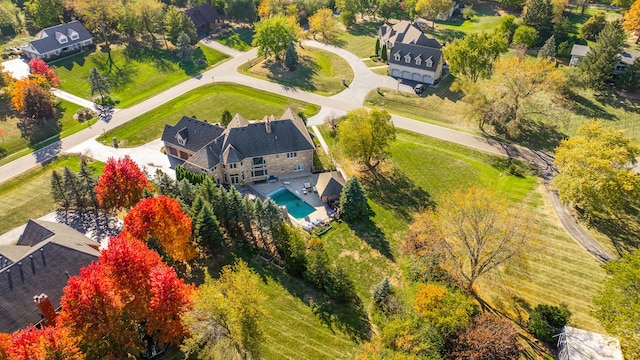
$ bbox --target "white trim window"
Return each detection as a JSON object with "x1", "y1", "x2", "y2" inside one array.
[
  {"x1": 294, "y1": 164, "x2": 304, "y2": 171},
  {"x1": 404, "y1": 54, "x2": 411, "y2": 63},
  {"x1": 394, "y1": 52, "x2": 401, "y2": 61},
  {"x1": 287, "y1": 152, "x2": 297, "y2": 158},
  {"x1": 425, "y1": 57, "x2": 433, "y2": 68},
  {"x1": 415, "y1": 57, "x2": 422, "y2": 66}
]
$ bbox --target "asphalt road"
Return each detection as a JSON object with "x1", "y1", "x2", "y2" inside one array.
[{"x1": 0, "y1": 40, "x2": 614, "y2": 262}]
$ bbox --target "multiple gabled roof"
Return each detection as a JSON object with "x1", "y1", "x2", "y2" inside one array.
[
  {"x1": 379, "y1": 20, "x2": 442, "y2": 49},
  {"x1": 163, "y1": 109, "x2": 315, "y2": 172},
  {"x1": 390, "y1": 42, "x2": 442, "y2": 71},
  {"x1": 0, "y1": 220, "x2": 100, "y2": 333},
  {"x1": 379, "y1": 20, "x2": 443, "y2": 72},
  {"x1": 316, "y1": 171, "x2": 345, "y2": 198},
  {"x1": 26, "y1": 21, "x2": 93, "y2": 55}
]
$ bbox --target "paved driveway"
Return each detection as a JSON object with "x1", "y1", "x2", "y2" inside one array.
[{"x1": 2, "y1": 58, "x2": 30, "y2": 79}]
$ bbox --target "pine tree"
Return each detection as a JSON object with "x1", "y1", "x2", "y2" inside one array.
[
  {"x1": 176, "y1": 31, "x2": 193, "y2": 62},
  {"x1": 581, "y1": 20, "x2": 627, "y2": 88},
  {"x1": 226, "y1": 186, "x2": 244, "y2": 236},
  {"x1": 375, "y1": 37, "x2": 380, "y2": 57},
  {"x1": 220, "y1": 110, "x2": 232, "y2": 128},
  {"x1": 78, "y1": 162, "x2": 99, "y2": 210},
  {"x1": 87, "y1": 67, "x2": 110, "y2": 102},
  {"x1": 50, "y1": 170, "x2": 70, "y2": 213},
  {"x1": 381, "y1": 44, "x2": 387, "y2": 62},
  {"x1": 523, "y1": 0, "x2": 555, "y2": 44},
  {"x1": 340, "y1": 177, "x2": 368, "y2": 222},
  {"x1": 284, "y1": 41, "x2": 298, "y2": 71},
  {"x1": 190, "y1": 194, "x2": 206, "y2": 218},
  {"x1": 177, "y1": 178, "x2": 196, "y2": 207},
  {"x1": 63, "y1": 167, "x2": 82, "y2": 210},
  {"x1": 371, "y1": 277, "x2": 392, "y2": 307},
  {"x1": 195, "y1": 202, "x2": 224, "y2": 252},
  {"x1": 154, "y1": 170, "x2": 178, "y2": 197},
  {"x1": 538, "y1": 35, "x2": 557, "y2": 59}
]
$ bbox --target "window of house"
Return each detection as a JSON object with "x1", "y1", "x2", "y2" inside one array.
[
  {"x1": 416, "y1": 58, "x2": 422, "y2": 65},
  {"x1": 287, "y1": 152, "x2": 297, "y2": 158},
  {"x1": 177, "y1": 137, "x2": 185, "y2": 146},
  {"x1": 230, "y1": 175, "x2": 239, "y2": 184},
  {"x1": 404, "y1": 55, "x2": 411, "y2": 63},
  {"x1": 294, "y1": 164, "x2": 304, "y2": 171},
  {"x1": 252, "y1": 169, "x2": 266, "y2": 177},
  {"x1": 275, "y1": 154, "x2": 279, "y2": 158},
  {"x1": 281, "y1": 167, "x2": 284, "y2": 172},
  {"x1": 229, "y1": 163, "x2": 237, "y2": 169},
  {"x1": 394, "y1": 53, "x2": 400, "y2": 61},
  {"x1": 426, "y1": 58, "x2": 433, "y2": 67},
  {"x1": 69, "y1": 30, "x2": 79, "y2": 40}
]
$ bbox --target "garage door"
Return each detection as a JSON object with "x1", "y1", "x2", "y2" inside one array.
[
  {"x1": 391, "y1": 69, "x2": 400, "y2": 77},
  {"x1": 423, "y1": 75, "x2": 434, "y2": 84},
  {"x1": 412, "y1": 73, "x2": 422, "y2": 81},
  {"x1": 401, "y1": 71, "x2": 411, "y2": 80}
]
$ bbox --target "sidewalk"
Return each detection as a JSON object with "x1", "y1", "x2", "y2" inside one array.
[{"x1": 52, "y1": 88, "x2": 97, "y2": 109}]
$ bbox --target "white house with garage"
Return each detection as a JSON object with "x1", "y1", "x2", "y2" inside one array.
[
  {"x1": 21, "y1": 20, "x2": 93, "y2": 60},
  {"x1": 378, "y1": 20, "x2": 444, "y2": 85}
]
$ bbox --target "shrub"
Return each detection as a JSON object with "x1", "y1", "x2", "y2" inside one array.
[
  {"x1": 580, "y1": 11, "x2": 607, "y2": 41},
  {"x1": 513, "y1": 25, "x2": 539, "y2": 48},
  {"x1": 74, "y1": 108, "x2": 95, "y2": 122},
  {"x1": 340, "y1": 10, "x2": 355, "y2": 27},
  {"x1": 528, "y1": 303, "x2": 572, "y2": 343}
]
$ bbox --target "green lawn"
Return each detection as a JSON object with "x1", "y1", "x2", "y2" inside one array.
[
  {"x1": 0, "y1": 100, "x2": 92, "y2": 166},
  {"x1": 428, "y1": 1, "x2": 508, "y2": 43},
  {"x1": 0, "y1": 155, "x2": 104, "y2": 235},
  {"x1": 53, "y1": 44, "x2": 228, "y2": 108},
  {"x1": 103, "y1": 83, "x2": 320, "y2": 147},
  {"x1": 241, "y1": 46, "x2": 354, "y2": 96},
  {"x1": 332, "y1": 21, "x2": 382, "y2": 59},
  {"x1": 216, "y1": 26, "x2": 254, "y2": 51}
]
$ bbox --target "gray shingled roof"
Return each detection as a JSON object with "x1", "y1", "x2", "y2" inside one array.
[
  {"x1": 186, "y1": 3, "x2": 220, "y2": 30},
  {"x1": 390, "y1": 42, "x2": 442, "y2": 71},
  {"x1": 161, "y1": 116, "x2": 225, "y2": 153},
  {"x1": 220, "y1": 120, "x2": 314, "y2": 160},
  {"x1": 570, "y1": 44, "x2": 590, "y2": 57},
  {"x1": 17, "y1": 219, "x2": 55, "y2": 247},
  {"x1": 380, "y1": 20, "x2": 442, "y2": 49},
  {"x1": 0, "y1": 221, "x2": 99, "y2": 333},
  {"x1": 316, "y1": 172, "x2": 345, "y2": 198},
  {"x1": 28, "y1": 21, "x2": 93, "y2": 54}
]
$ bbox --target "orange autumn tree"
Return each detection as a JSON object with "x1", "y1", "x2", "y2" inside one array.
[
  {"x1": 122, "y1": 195, "x2": 197, "y2": 262},
  {"x1": 59, "y1": 233, "x2": 195, "y2": 359},
  {"x1": 2, "y1": 325, "x2": 83, "y2": 360},
  {"x1": 413, "y1": 283, "x2": 447, "y2": 317},
  {"x1": 95, "y1": 156, "x2": 153, "y2": 212}
]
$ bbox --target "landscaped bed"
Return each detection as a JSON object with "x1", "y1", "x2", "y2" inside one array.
[
  {"x1": 53, "y1": 44, "x2": 228, "y2": 108},
  {"x1": 241, "y1": 46, "x2": 354, "y2": 96},
  {"x1": 103, "y1": 83, "x2": 320, "y2": 147}
]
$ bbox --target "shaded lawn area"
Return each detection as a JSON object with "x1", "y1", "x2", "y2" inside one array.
[
  {"x1": 216, "y1": 26, "x2": 254, "y2": 51},
  {"x1": 331, "y1": 21, "x2": 382, "y2": 59},
  {"x1": 429, "y1": 1, "x2": 507, "y2": 42},
  {"x1": 53, "y1": 44, "x2": 228, "y2": 108},
  {"x1": 320, "y1": 126, "x2": 606, "y2": 334},
  {"x1": 103, "y1": 83, "x2": 320, "y2": 147},
  {"x1": 241, "y1": 46, "x2": 354, "y2": 96},
  {"x1": 0, "y1": 32, "x2": 34, "y2": 49},
  {"x1": 0, "y1": 155, "x2": 104, "y2": 235},
  {"x1": 0, "y1": 99, "x2": 90, "y2": 166}
]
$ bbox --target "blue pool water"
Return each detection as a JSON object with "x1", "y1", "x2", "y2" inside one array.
[{"x1": 267, "y1": 187, "x2": 316, "y2": 220}]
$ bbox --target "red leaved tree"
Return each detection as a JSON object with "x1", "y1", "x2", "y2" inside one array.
[
  {"x1": 122, "y1": 195, "x2": 197, "y2": 262},
  {"x1": 1, "y1": 325, "x2": 83, "y2": 360},
  {"x1": 95, "y1": 156, "x2": 153, "y2": 212},
  {"x1": 29, "y1": 59, "x2": 60, "y2": 88},
  {"x1": 59, "y1": 233, "x2": 195, "y2": 358},
  {"x1": 445, "y1": 313, "x2": 522, "y2": 360}
]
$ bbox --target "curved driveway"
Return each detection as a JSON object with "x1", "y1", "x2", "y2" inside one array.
[{"x1": 0, "y1": 39, "x2": 613, "y2": 262}]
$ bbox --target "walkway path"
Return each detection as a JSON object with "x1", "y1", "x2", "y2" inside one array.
[
  {"x1": 0, "y1": 39, "x2": 614, "y2": 262},
  {"x1": 52, "y1": 88, "x2": 98, "y2": 109}
]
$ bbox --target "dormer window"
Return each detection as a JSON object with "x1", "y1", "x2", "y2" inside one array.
[
  {"x1": 55, "y1": 32, "x2": 68, "y2": 44},
  {"x1": 394, "y1": 52, "x2": 401, "y2": 61},
  {"x1": 177, "y1": 136, "x2": 186, "y2": 146},
  {"x1": 68, "y1": 29, "x2": 79, "y2": 41},
  {"x1": 404, "y1": 54, "x2": 411, "y2": 63},
  {"x1": 415, "y1": 55, "x2": 422, "y2": 66},
  {"x1": 425, "y1": 57, "x2": 433, "y2": 67}
]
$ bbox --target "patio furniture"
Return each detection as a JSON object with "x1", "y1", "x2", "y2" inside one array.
[
  {"x1": 312, "y1": 186, "x2": 317, "y2": 193},
  {"x1": 304, "y1": 182, "x2": 311, "y2": 190}
]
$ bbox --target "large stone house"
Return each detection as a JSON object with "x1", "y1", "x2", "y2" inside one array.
[
  {"x1": 162, "y1": 108, "x2": 315, "y2": 185},
  {"x1": 378, "y1": 20, "x2": 444, "y2": 85},
  {"x1": 0, "y1": 220, "x2": 100, "y2": 333},
  {"x1": 21, "y1": 21, "x2": 93, "y2": 60}
]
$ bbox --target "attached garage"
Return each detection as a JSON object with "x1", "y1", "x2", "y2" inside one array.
[
  {"x1": 423, "y1": 75, "x2": 433, "y2": 84},
  {"x1": 412, "y1": 73, "x2": 422, "y2": 81},
  {"x1": 401, "y1": 71, "x2": 411, "y2": 80},
  {"x1": 391, "y1": 69, "x2": 400, "y2": 77}
]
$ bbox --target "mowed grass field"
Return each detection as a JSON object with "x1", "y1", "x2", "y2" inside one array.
[
  {"x1": 103, "y1": 83, "x2": 320, "y2": 147},
  {"x1": 242, "y1": 46, "x2": 355, "y2": 96},
  {"x1": 0, "y1": 100, "x2": 89, "y2": 167},
  {"x1": 53, "y1": 45, "x2": 228, "y2": 108},
  {"x1": 0, "y1": 155, "x2": 104, "y2": 235}
]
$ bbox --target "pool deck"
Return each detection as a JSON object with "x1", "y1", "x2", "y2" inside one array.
[{"x1": 246, "y1": 173, "x2": 330, "y2": 225}]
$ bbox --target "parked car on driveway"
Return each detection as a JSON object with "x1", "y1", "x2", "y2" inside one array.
[{"x1": 414, "y1": 84, "x2": 425, "y2": 95}]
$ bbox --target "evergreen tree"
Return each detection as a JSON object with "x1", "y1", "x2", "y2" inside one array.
[
  {"x1": 340, "y1": 177, "x2": 369, "y2": 222},
  {"x1": 88, "y1": 67, "x2": 110, "y2": 102},
  {"x1": 176, "y1": 31, "x2": 193, "y2": 62},
  {"x1": 281, "y1": 225, "x2": 307, "y2": 276},
  {"x1": 154, "y1": 169, "x2": 178, "y2": 197},
  {"x1": 226, "y1": 186, "x2": 244, "y2": 236},
  {"x1": 254, "y1": 198, "x2": 267, "y2": 242},
  {"x1": 241, "y1": 197, "x2": 256, "y2": 240},
  {"x1": 537, "y1": 35, "x2": 557, "y2": 59},
  {"x1": 284, "y1": 41, "x2": 298, "y2": 71},
  {"x1": 50, "y1": 170, "x2": 70, "y2": 213},
  {"x1": 197, "y1": 177, "x2": 218, "y2": 204},
  {"x1": 195, "y1": 202, "x2": 224, "y2": 252},
  {"x1": 190, "y1": 194, "x2": 206, "y2": 218},
  {"x1": 63, "y1": 167, "x2": 82, "y2": 210},
  {"x1": 78, "y1": 162, "x2": 99, "y2": 210},
  {"x1": 522, "y1": 0, "x2": 555, "y2": 44},
  {"x1": 381, "y1": 44, "x2": 387, "y2": 62},
  {"x1": 581, "y1": 21, "x2": 627, "y2": 88},
  {"x1": 371, "y1": 277, "x2": 392, "y2": 308},
  {"x1": 375, "y1": 37, "x2": 380, "y2": 57},
  {"x1": 220, "y1": 110, "x2": 232, "y2": 128},
  {"x1": 177, "y1": 178, "x2": 196, "y2": 207}
]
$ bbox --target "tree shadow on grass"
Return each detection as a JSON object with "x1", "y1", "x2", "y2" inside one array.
[
  {"x1": 123, "y1": 42, "x2": 173, "y2": 73},
  {"x1": 360, "y1": 166, "x2": 434, "y2": 222},
  {"x1": 430, "y1": 28, "x2": 466, "y2": 43},
  {"x1": 593, "y1": 88, "x2": 640, "y2": 113},
  {"x1": 346, "y1": 215, "x2": 394, "y2": 261},
  {"x1": 589, "y1": 209, "x2": 640, "y2": 256},
  {"x1": 512, "y1": 119, "x2": 568, "y2": 152},
  {"x1": 262, "y1": 56, "x2": 318, "y2": 93},
  {"x1": 569, "y1": 92, "x2": 617, "y2": 120}
]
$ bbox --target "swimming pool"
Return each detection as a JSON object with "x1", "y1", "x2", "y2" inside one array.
[{"x1": 267, "y1": 187, "x2": 316, "y2": 220}]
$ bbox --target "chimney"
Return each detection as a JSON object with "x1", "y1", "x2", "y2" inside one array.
[
  {"x1": 34, "y1": 294, "x2": 57, "y2": 327},
  {"x1": 265, "y1": 117, "x2": 272, "y2": 134}
]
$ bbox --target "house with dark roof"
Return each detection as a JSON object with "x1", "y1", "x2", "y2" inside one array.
[
  {"x1": 21, "y1": 20, "x2": 93, "y2": 60},
  {"x1": 378, "y1": 20, "x2": 444, "y2": 85},
  {"x1": 316, "y1": 171, "x2": 345, "y2": 204},
  {"x1": 162, "y1": 108, "x2": 315, "y2": 185},
  {"x1": 186, "y1": 3, "x2": 221, "y2": 35},
  {"x1": 0, "y1": 220, "x2": 100, "y2": 333}
]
